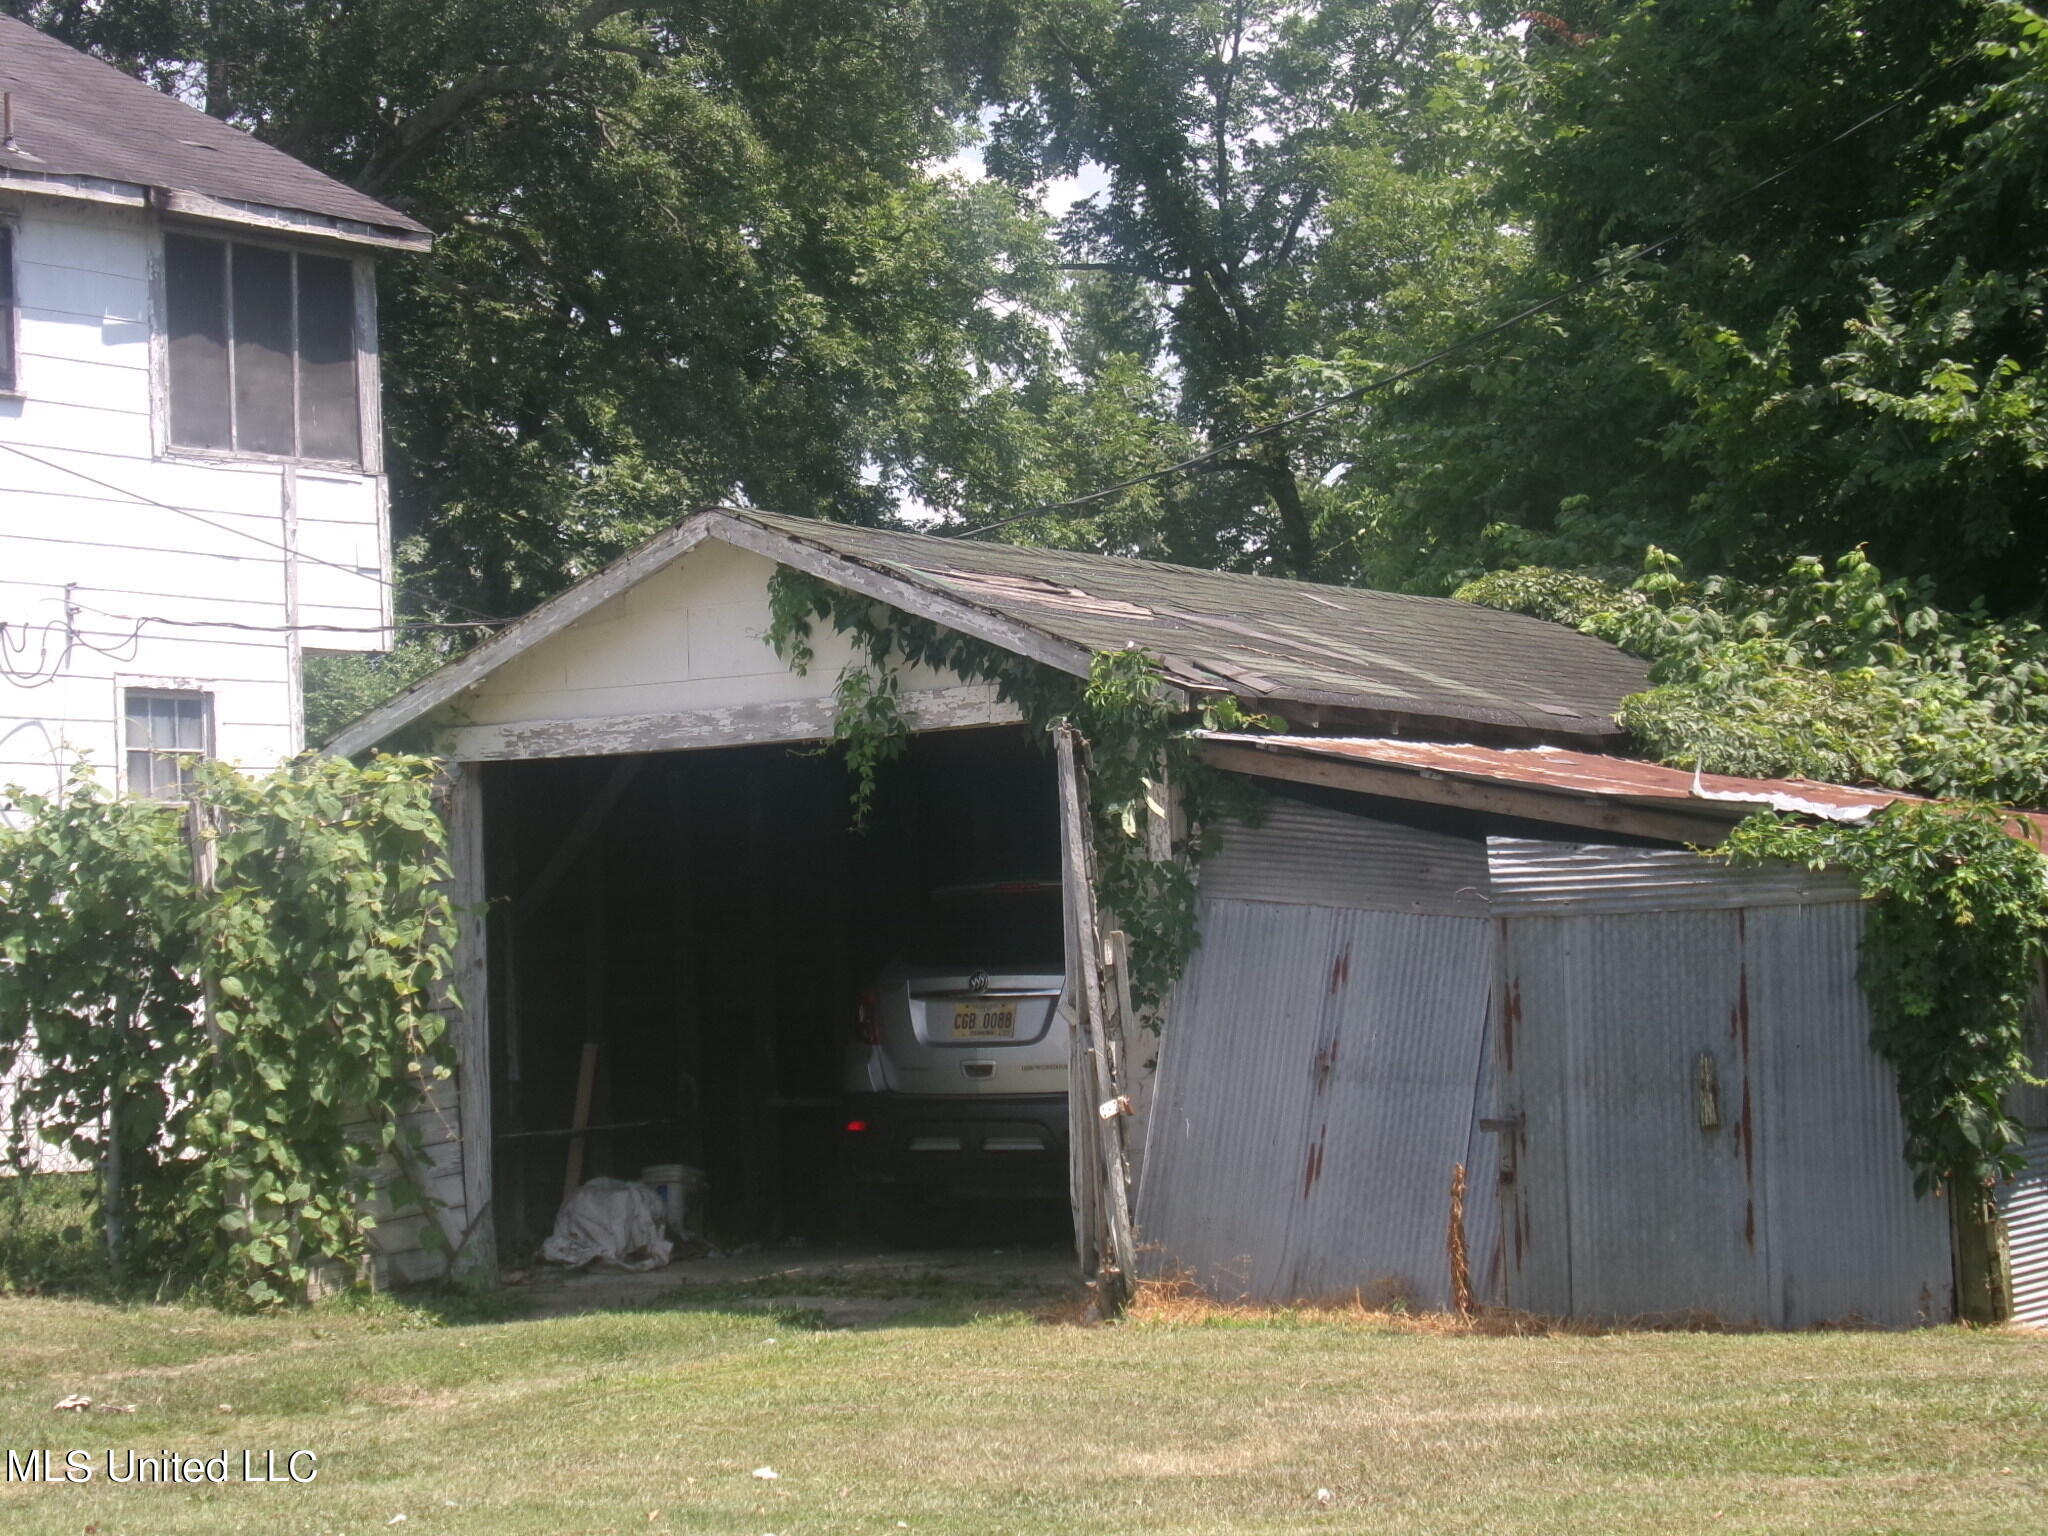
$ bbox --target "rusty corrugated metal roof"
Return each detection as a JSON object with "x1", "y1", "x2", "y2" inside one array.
[
  {"x1": 1201, "y1": 733, "x2": 2048, "y2": 836},
  {"x1": 733, "y1": 510, "x2": 1650, "y2": 738}
]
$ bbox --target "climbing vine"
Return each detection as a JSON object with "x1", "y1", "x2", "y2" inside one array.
[
  {"x1": 1721, "y1": 803, "x2": 2047, "y2": 1202},
  {"x1": 0, "y1": 754, "x2": 459, "y2": 1305},
  {"x1": 766, "y1": 565, "x2": 1269, "y2": 1018},
  {"x1": 1470, "y1": 546, "x2": 2048, "y2": 1235}
]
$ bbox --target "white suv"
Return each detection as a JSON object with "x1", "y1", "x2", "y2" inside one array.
[{"x1": 842, "y1": 881, "x2": 1068, "y2": 1230}]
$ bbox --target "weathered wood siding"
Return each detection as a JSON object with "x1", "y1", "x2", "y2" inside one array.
[
  {"x1": 431, "y1": 540, "x2": 1017, "y2": 760},
  {"x1": 0, "y1": 195, "x2": 390, "y2": 802}
]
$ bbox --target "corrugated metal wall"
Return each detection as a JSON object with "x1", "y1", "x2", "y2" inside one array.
[
  {"x1": 1492, "y1": 839, "x2": 1950, "y2": 1328},
  {"x1": 1137, "y1": 808, "x2": 1961, "y2": 1326},
  {"x1": 1137, "y1": 799, "x2": 1498, "y2": 1305},
  {"x1": 2005, "y1": 993, "x2": 2048, "y2": 1328},
  {"x1": 1198, "y1": 799, "x2": 1491, "y2": 915},
  {"x1": 1999, "y1": 1135, "x2": 2048, "y2": 1328},
  {"x1": 1488, "y1": 837, "x2": 1859, "y2": 913}
]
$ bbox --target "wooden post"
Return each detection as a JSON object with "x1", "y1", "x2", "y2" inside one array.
[
  {"x1": 1055, "y1": 726, "x2": 1137, "y2": 1309},
  {"x1": 1951, "y1": 1183, "x2": 2013, "y2": 1324},
  {"x1": 172, "y1": 796, "x2": 231, "y2": 1276},
  {"x1": 185, "y1": 797, "x2": 221, "y2": 1045},
  {"x1": 561, "y1": 1042, "x2": 600, "y2": 1205},
  {"x1": 444, "y1": 760, "x2": 497, "y2": 1281}
]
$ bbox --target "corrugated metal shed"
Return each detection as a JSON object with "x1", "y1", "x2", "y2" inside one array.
[
  {"x1": 1139, "y1": 806, "x2": 1498, "y2": 1306},
  {"x1": 1492, "y1": 839, "x2": 1950, "y2": 1327}
]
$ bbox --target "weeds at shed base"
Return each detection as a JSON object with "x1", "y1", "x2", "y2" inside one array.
[{"x1": 1119, "y1": 1271, "x2": 1776, "y2": 1336}]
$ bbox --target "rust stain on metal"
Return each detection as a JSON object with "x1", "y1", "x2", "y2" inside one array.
[
  {"x1": 1503, "y1": 972, "x2": 1522, "y2": 1071},
  {"x1": 1302, "y1": 1127, "x2": 1327, "y2": 1197},
  {"x1": 1328, "y1": 942, "x2": 1351, "y2": 995},
  {"x1": 1734, "y1": 941, "x2": 1757, "y2": 1243},
  {"x1": 1311, "y1": 1033, "x2": 1341, "y2": 1095}
]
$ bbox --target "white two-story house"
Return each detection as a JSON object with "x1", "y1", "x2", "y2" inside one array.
[{"x1": 0, "y1": 18, "x2": 427, "y2": 806}]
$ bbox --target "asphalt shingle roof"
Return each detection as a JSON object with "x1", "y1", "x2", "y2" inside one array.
[
  {"x1": 326, "y1": 508, "x2": 1654, "y2": 757},
  {"x1": 0, "y1": 16, "x2": 427, "y2": 238},
  {"x1": 733, "y1": 510, "x2": 1650, "y2": 738}
]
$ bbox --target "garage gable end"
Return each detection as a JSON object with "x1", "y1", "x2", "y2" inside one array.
[{"x1": 326, "y1": 513, "x2": 1071, "y2": 760}]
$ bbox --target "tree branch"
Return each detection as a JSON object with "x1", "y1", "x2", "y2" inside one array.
[
  {"x1": 354, "y1": 0, "x2": 643, "y2": 197},
  {"x1": 1058, "y1": 261, "x2": 1187, "y2": 285}
]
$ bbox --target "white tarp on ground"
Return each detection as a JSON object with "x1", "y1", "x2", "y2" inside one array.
[{"x1": 540, "y1": 1178, "x2": 673, "y2": 1271}]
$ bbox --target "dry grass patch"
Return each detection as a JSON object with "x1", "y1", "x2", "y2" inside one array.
[{"x1": 1123, "y1": 1270, "x2": 1760, "y2": 1335}]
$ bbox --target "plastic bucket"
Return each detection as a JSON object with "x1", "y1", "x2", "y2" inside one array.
[{"x1": 640, "y1": 1164, "x2": 687, "y2": 1235}]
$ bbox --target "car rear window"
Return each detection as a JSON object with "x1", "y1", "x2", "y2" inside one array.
[{"x1": 903, "y1": 885, "x2": 1064, "y2": 969}]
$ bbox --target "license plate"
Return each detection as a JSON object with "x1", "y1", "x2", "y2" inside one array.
[{"x1": 951, "y1": 1001, "x2": 1017, "y2": 1040}]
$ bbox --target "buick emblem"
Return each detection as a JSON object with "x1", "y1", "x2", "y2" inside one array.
[{"x1": 967, "y1": 970, "x2": 989, "y2": 994}]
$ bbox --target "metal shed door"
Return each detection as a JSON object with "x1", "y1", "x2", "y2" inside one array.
[{"x1": 1492, "y1": 839, "x2": 1950, "y2": 1329}]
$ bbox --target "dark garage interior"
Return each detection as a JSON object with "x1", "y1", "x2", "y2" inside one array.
[{"x1": 479, "y1": 724, "x2": 1066, "y2": 1257}]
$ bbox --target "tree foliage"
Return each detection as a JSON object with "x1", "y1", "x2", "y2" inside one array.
[
  {"x1": 968, "y1": 0, "x2": 1523, "y2": 574},
  {"x1": 1360, "y1": 0, "x2": 2048, "y2": 610},
  {"x1": 1461, "y1": 547, "x2": 2048, "y2": 806},
  {"x1": 0, "y1": 756, "x2": 458, "y2": 1304}
]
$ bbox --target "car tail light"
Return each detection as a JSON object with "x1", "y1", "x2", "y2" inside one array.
[
  {"x1": 844, "y1": 1119, "x2": 869, "y2": 1134},
  {"x1": 854, "y1": 986, "x2": 881, "y2": 1045}
]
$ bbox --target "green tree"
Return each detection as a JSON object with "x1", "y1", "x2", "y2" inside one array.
[
  {"x1": 1356, "y1": 0, "x2": 2048, "y2": 612},
  {"x1": 968, "y1": 0, "x2": 1520, "y2": 575}
]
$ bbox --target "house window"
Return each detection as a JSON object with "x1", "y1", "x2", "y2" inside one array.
[
  {"x1": 164, "y1": 233, "x2": 359, "y2": 462},
  {"x1": 124, "y1": 689, "x2": 211, "y2": 800},
  {"x1": 0, "y1": 223, "x2": 15, "y2": 393}
]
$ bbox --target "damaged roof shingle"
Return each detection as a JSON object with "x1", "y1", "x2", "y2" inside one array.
[{"x1": 733, "y1": 510, "x2": 1651, "y2": 738}]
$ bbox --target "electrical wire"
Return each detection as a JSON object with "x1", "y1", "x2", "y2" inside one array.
[
  {"x1": 67, "y1": 603, "x2": 504, "y2": 637},
  {"x1": 941, "y1": 49, "x2": 1972, "y2": 542},
  {"x1": 0, "y1": 618, "x2": 73, "y2": 688},
  {"x1": 0, "y1": 439, "x2": 407, "y2": 592}
]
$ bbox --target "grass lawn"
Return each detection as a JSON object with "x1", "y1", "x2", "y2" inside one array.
[{"x1": 0, "y1": 1272, "x2": 2041, "y2": 1536}]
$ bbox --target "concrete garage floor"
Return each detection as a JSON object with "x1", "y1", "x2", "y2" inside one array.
[{"x1": 512, "y1": 1241, "x2": 1080, "y2": 1327}]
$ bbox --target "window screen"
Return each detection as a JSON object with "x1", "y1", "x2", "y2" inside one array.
[
  {"x1": 0, "y1": 224, "x2": 15, "y2": 393},
  {"x1": 166, "y1": 234, "x2": 231, "y2": 449},
  {"x1": 296, "y1": 254, "x2": 361, "y2": 461},
  {"x1": 124, "y1": 690, "x2": 210, "y2": 800},
  {"x1": 165, "y1": 234, "x2": 361, "y2": 462},
  {"x1": 231, "y1": 242, "x2": 295, "y2": 455}
]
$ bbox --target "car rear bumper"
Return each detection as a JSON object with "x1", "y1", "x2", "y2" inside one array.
[{"x1": 843, "y1": 1092, "x2": 1069, "y2": 1194}]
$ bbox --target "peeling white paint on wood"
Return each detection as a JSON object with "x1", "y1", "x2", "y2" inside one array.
[{"x1": 444, "y1": 684, "x2": 1020, "y2": 762}]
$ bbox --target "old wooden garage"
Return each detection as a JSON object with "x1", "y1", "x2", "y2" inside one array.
[{"x1": 328, "y1": 508, "x2": 2042, "y2": 1325}]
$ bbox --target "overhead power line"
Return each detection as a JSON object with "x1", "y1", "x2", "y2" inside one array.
[
  {"x1": 0, "y1": 439, "x2": 399, "y2": 591},
  {"x1": 0, "y1": 443, "x2": 506, "y2": 627}
]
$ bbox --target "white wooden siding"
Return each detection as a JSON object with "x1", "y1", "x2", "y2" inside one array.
[
  {"x1": 0, "y1": 196, "x2": 393, "y2": 804},
  {"x1": 438, "y1": 540, "x2": 1017, "y2": 758}
]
